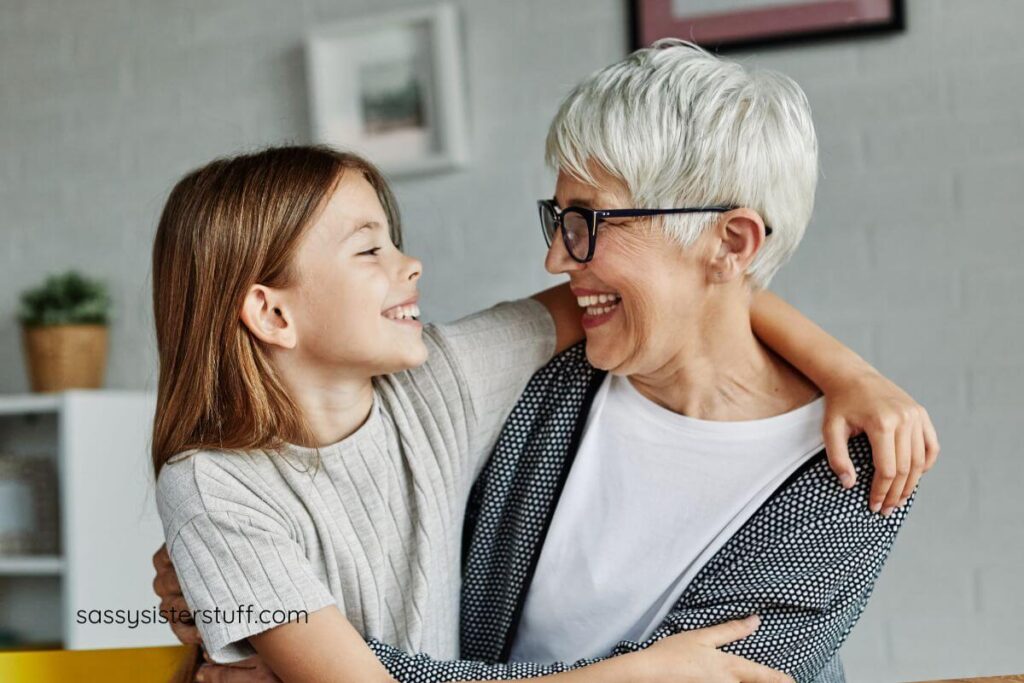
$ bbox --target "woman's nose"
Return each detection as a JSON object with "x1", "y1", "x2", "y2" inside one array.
[{"x1": 545, "y1": 231, "x2": 584, "y2": 275}]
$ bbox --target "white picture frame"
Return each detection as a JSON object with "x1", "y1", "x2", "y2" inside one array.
[{"x1": 305, "y1": 3, "x2": 470, "y2": 178}]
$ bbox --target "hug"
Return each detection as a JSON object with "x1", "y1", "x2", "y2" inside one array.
[{"x1": 150, "y1": 40, "x2": 938, "y2": 683}]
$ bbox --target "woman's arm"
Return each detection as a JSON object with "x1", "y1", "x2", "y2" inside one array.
[
  {"x1": 749, "y1": 290, "x2": 940, "y2": 515},
  {"x1": 155, "y1": 546, "x2": 786, "y2": 683},
  {"x1": 203, "y1": 610, "x2": 790, "y2": 683}
]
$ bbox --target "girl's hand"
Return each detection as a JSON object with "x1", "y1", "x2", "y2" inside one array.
[
  {"x1": 636, "y1": 616, "x2": 793, "y2": 683},
  {"x1": 822, "y1": 370, "x2": 940, "y2": 515}
]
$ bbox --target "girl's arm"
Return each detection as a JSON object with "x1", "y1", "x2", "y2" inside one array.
[
  {"x1": 530, "y1": 284, "x2": 941, "y2": 515},
  {"x1": 749, "y1": 290, "x2": 939, "y2": 515},
  {"x1": 530, "y1": 283, "x2": 583, "y2": 355},
  {"x1": 248, "y1": 607, "x2": 393, "y2": 682}
]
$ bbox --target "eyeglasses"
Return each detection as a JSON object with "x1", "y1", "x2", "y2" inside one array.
[{"x1": 537, "y1": 198, "x2": 773, "y2": 264}]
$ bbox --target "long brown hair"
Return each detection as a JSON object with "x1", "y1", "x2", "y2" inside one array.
[{"x1": 151, "y1": 145, "x2": 402, "y2": 478}]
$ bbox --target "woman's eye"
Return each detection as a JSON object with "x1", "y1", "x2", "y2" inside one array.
[
  {"x1": 598, "y1": 219, "x2": 625, "y2": 231},
  {"x1": 358, "y1": 247, "x2": 382, "y2": 256}
]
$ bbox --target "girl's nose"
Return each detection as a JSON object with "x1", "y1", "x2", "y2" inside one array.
[{"x1": 402, "y1": 253, "x2": 423, "y2": 282}]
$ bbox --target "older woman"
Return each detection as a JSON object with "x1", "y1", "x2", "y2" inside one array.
[
  {"x1": 453, "y1": 40, "x2": 927, "y2": 683},
  {"x1": 153, "y1": 41, "x2": 935, "y2": 683}
]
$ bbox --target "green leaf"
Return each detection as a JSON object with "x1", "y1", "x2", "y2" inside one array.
[{"x1": 18, "y1": 270, "x2": 111, "y2": 326}]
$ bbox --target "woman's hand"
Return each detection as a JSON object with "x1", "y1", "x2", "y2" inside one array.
[
  {"x1": 152, "y1": 544, "x2": 202, "y2": 645},
  {"x1": 822, "y1": 370, "x2": 940, "y2": 515},
  {"x1": 196, "y1": 654, "x2": 281, "y2": 682},
  {"x1": 635, "y1": 616, "x2": 793, "y2": 683}
]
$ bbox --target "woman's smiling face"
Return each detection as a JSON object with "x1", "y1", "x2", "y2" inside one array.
[
  {"x1": 286, "y1": 170, "x2": 428, "y2": 376},
  {"x1": 545, "y1": 165, "x2": 717, "y2": 376}
]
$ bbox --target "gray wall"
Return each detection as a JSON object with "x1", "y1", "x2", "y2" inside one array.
[{"x1": 1, "y1": 0, "x2": 1022, "y2": 680}]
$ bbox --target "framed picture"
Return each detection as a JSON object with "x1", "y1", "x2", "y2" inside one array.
[
  {"x1": 305, "y1": 3, "x2": 469, "y2": 178},
  {"x1": 631, "y1": 0, "x2": 905, "y2": 52}
]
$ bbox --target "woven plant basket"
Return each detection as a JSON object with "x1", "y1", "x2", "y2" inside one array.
[{"x1": 21, "y1": 324, "x2": 108, "y2": 392}]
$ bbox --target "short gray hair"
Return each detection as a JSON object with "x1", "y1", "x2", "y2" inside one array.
[{"x1": 546, "y1": 39, "x2": 818, "y2": 288}]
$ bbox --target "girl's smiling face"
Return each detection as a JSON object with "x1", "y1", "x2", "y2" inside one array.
[{"x1": 284, "y1": 170, "x2": 427, "y2": 377}]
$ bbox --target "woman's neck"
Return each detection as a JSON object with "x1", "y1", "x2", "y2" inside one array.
[{"x1": 628, "y1": 302, "x2": 821, "y2": 422}]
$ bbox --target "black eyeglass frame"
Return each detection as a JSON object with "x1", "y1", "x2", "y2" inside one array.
[{"x1": 537, "y1": 198, "x2": 773, "y2": 264}]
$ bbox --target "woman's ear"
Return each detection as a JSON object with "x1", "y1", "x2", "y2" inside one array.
[
  {"x1": 239, "y1": 284, "x2": 297, "y2": 349},
  {"x1": 706, "y1": 208, "x2": 767, "y2": 284}
]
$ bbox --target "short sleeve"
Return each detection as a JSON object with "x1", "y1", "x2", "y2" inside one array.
[
  {"x1": 156, "y1": 457, "x2": 336, "y2": 663},
  {"x1": 427, "y1": 298, "x2": 556, "y2": 471}
]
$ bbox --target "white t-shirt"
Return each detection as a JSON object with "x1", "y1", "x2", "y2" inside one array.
[{"x1": 509, "y1": 373, "x2": 826, "y2": 664}]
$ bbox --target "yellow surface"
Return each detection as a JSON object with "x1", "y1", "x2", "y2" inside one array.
[
  {"x1": 0, "y1": 645, "x2": 188, "y2": 682},
  {"x1": 912, "y1": 677, "x2": 1024, "y2": 683}
]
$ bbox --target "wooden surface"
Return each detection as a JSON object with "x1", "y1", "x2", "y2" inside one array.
[{"x1": 911, "y1": 675, "x2": 1024, "y2": 682}]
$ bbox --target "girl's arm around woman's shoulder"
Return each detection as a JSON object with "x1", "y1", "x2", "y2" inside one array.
[{"x1": 530, "y1": 284, "x2": 941, "y2": 512}]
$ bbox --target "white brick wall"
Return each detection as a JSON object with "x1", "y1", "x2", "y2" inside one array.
[{"x1": 1, "y1": 0, "x2": 1021, "y2": 679}]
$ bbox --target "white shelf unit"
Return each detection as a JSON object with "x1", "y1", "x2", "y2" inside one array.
[
  {"x1": 0, "y1": 391, "x2": 178, "y2": 650},
  {"x1": 0, "y1": 555, "x2": 64, "y2": 576}
]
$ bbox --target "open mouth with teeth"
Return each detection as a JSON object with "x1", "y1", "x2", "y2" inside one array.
[
  {"x1": 382, "y1": 303, "x2": 421, "y2": 324},
  {"x1": 576, "y1": 293, "x2": 622, "y2": 318}
]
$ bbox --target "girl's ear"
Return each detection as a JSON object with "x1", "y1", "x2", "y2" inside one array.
[
  {"x1": 705, "y1": 208, "x2": 767, "y2": 284},
  {"x1": 240, "y1": 284, "x2": 297, "y2": 349}
]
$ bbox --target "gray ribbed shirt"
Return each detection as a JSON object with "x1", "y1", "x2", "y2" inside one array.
[{"x1": 155, "y1": 299, "x2": 556, "y2": 663}]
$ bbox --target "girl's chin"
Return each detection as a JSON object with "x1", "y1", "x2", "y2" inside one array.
[{"x1": 396, "y1": 342, "x2": 429, "y2": 370}]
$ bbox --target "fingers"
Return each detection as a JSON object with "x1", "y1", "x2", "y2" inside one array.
[
  {"x1": 921, "y1": 407, "x2": 941, "y2": 471},
  {"x1": 152, "y1": 545, "x2": 182, "y2": 599},
  {"x1": 695, "y1": 615, "x2": 761, "y2": 647},
  {"x1": 197, "y1": 663, "x2": 243, "y2": 683},
  {"x1": 197, "y1": 660, "x2": 279, "y2": 683},
  {"x1": 897, "y1": 424, "x2": 927, "y2": 507},
  {"x1": 727, "y1": 655, "x2": 795, "y2": 683},
  {"x1": 170, "y1": 619, "x2": 202, "y2": 645},
  {"x1": 152, "y1": 544, "x2": 171, "y2": 570},
  {"x1": 881, "y1": 423, "x2": 912, "y2": 515},
  {"x1": 160, "y1": 595, "x2": 201, "y2": 645},
  {"x1": 152, "y1": 567, "x2": 182, "y2": 600},
  {"x1": 153, "y1": 544, "x2": 201, "y2": 645},
  {"x1": 823, "y1": 417, "x2": 856, "y2": 489},
  {"x1": 867, "y1": 423, "x2": 896, "y2": 514}
]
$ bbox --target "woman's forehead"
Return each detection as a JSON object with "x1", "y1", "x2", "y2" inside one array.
[{"x1": 554, "y1": 169, "x2": 629, "y2": 209}]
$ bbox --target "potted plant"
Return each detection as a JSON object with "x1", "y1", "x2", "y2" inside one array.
[{"x1": 18, "y1": 271, "x2": 112, "y2": 393}]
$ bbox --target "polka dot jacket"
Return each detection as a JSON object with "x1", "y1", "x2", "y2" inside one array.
[{"x1": 366, "y1": 343, "x2": 914, "y2": 683}]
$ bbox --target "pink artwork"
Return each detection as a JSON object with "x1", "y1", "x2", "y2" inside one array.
[{"x1": 631, "y1": 0, "x2": 905, "y2": 51}]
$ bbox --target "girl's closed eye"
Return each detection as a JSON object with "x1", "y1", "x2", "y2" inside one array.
[{"x1": 358, "y1": 247, "x2": 382, "y2": 256}]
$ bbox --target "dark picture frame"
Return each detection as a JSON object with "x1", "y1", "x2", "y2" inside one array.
[{"x1": 630, "y1": 0, "x2": 905, "y2": 52}]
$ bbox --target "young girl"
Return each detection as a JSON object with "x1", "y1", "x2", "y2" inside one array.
[{"x1": 151, "y1": 146, "x2": 933, "y2": 683}]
